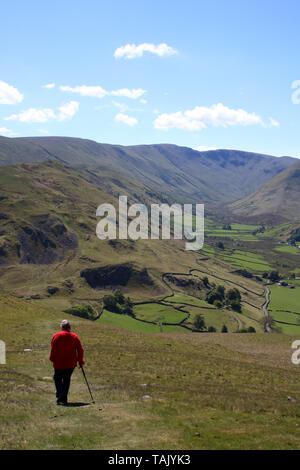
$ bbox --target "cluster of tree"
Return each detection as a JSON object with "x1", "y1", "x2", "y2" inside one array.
[
  {"x1": 206, "y1": 285, "x2": 242, "y2": 312},
  {"x1": 64, "y1": 304, "x2": 97, "y2": 320},
  {"x1": 222, "y1": 224, "x2": 232, "y2": 230},
  {"x1": 103, "y1": 290, "x2": 133, "y2": 315},
  {"x1": 193, "y1": 314, "x2": 218, "y2": 332},
  {"x1": 288, "y1": 227, "x2": 300, "y2": 246},
  {"x1": 193, "y1": 315, "x2": 229, "y2": 333},
  {"x1": 262, "y1": 270, "x2": 281, "y2": 282},
  {"x1": 252, "y1": 225, "x2": 265, "y2": 236},
  {"x1": 234, "y1": 269, "x2": 253, "y2": 279},
  {"x1": 216, "y1": 241, "x2": 225, "y2": 250},
  {"x1": 237, "y1": 326, "x2": 256, "y2": 333}
]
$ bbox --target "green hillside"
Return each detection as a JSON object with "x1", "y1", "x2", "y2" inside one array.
[
  {"x1": 0, "y1": 161, "x2": 271, "y2": 334},
  {"x1": 1, "y1": 295, "x2": 299, "y2": 450},
  {"x1": 230, "y1": 160, "x2": 300, "y2": 221}
]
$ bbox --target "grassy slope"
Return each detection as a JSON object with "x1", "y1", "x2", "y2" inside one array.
[
  {"x1": 0, "y1": 161, "x2": 195, "y2": 297},
  {"x1": 1, "y1": 295, "x2": 300, "y2": 450},
  {"x1": 0, "y1": 161, "x2": 269, "y2": 333},
  {"x1": 230, "y1": 160, "x2": 300, "y2": 221}
]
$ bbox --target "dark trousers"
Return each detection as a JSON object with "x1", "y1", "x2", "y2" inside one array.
[{"x1": 53, "y1": 368, "x2": 74, "y2": 401}]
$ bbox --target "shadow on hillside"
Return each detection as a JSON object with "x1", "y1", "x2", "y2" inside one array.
[{"x1": 64, "y1": 402, "x2": 91, "y2": 407}]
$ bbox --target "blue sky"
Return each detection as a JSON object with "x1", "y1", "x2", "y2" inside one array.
[{"x1": 1, "y1": 0, "x2": 300, "y2": 157}]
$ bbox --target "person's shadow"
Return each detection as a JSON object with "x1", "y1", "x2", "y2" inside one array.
[{"x1": 65, "y1": 402, "x2": 91, "y2": 407}]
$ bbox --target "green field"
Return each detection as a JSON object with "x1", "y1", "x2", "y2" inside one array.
[
  {"x1": 221, "y1": 251, "x2": 271, "y2": 272},
  {"x1": 269, "y1": 284, "x2": 300, "y2": 313},
  {"x1": 275, "y1": 245, "x2": 300, "y2": 255},
  {"x1": 205, "y1": 223, "x2": 261, "y2": 242},
  {"x1": 98, "y1": 309, "x2": 185, "y2": 333},
  {"x1": 201, "y1": 246, "x2": 271, "y2": 272},
  {"x1": 184, "y1": 305, "x2": 239, "y2": 332},
  {"x1": 166, "y1": 293, "x2": 212, "y2": 307},
  {"x1": 133, "y1": 303, "x2": 187, "y2": 324},
  {"x1": 269, "y1": 283, "x2": 300, "y2": 334}
]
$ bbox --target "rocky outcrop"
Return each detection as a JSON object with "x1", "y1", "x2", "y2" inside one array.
[
  {"x1": 80, "y1": 263, "x2": 154, "y2": 289},
  {"x1": 17, "y1": 216, "x2": 78, "y2": 264}
]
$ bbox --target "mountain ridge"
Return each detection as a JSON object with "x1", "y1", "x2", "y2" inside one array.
[{"x1": 0, "y1": 135, "x2": 297, "y2": 205}]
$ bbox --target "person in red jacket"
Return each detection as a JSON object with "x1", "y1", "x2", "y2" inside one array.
[{"x1": 49, "y1": 319, "x2": 85, "y2": 405}]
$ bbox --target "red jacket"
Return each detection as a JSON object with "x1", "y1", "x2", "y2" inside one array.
[{"x1": 49, "y1": 330, "x2": 85, "y2": 369}]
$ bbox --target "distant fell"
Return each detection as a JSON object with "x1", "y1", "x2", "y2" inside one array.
[
  {"x1": 229, "y1": 160, "x2": 300, "y2": 221},
  {"x1": 0, "y1": 135, "x2": 297, "y2": 205}
]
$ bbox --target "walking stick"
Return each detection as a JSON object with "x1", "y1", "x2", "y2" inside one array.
[{"x1": 80, "y1": 365, "x2": 95, "y2": 404}]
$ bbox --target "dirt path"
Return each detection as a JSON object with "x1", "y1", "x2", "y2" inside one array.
[{"x1": 263, "y1": 287, "x2": 272, "y2": 333}]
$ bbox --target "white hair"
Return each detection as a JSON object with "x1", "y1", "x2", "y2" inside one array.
[{"x1": 61, "y1": 319, "x2": 71, "y2": 330}]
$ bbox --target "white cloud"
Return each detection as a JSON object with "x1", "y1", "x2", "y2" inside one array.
[
  {"x1": 140, "y1": 99, "x2": 147, "y2": 104},
  {"x1": 112, "y1": 101, "x2": 129, "y2": 113},
  {"x1": 60, "y1": 85, "x2": 107, "y2": 99},
  {"x1": 57, "y1": 101, "x2": 79, "y2": 121},
  {"x1": 114, "y1": 43, "x2": 178, "y2": 59},
  {"x1": 194, "y1": 145, "x2": 218, "y2": 152},
  {"x1": 4, "y1": 101, "x2": 79, "y2": 123},
  {"x1": 0, "y1": 127, "x2": 17, "y2": 137},
  {"x1": 154, "y1": 103, "x2": 264, "y2": 131},
  {"x1": 115, "y1": 113, "x2": 138, "y2": 126},
  {"x1": 110, "y1": 88, "x2": 146, "y2": 99},
  {"x1": 39, "y1": 129, "x2": 49, "y2": 134},
  {"x1": 0, "y1": 80, "x2": 23, "y2": 105},
  {"x1": 269, "y1": 117, "x2": 280, "y2": 127},
  {"x1": 43, "y1": 83, "x2": 56, "y2": 89},
  {"x1": 5, "y1": 108, "x2": 56, "y2": 123},
  {"x1": 60, "y1": 84, "x2": 146, "y2": 100}
]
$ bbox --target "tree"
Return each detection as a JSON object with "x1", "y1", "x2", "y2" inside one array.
[
  {"x1": 122, "y1": 297, "x2": 133, "y2": 316},
  {"x1": 268, "y1": 270, "x2": 280, "y2": 283},
  {"x1": 226, "y1": 288, "x2": 242, "y2": 311},
  {"x1": 221, "y1": 324, "x2": 228, "y2": 333},
  {"x1": 206, "y1": 285, "x2": 225, "y2": 305},
  {"x1": 213, "y1": 299, "x2": 223, "y2": 309},
  {"x1": 216, "y1": 285, "x2": 225, "y2": 299},
  {"x1": 226, "y1": 288, "x2": 241, "y2": 303},
  {"x1": 202, "y1": 276, "x2": 209, "y2": 287},
  {"x1": 64, "y1": 304, "x2": 96, "y2": 320},
  {"x1": 288, "y1": 227, "x2": 300, "y2": 245},
  {"x1": 208, "y1": 326, "x2": 217, "y2": 332},
  {"x1": 230, "y1": 299, "x2": 242, "y2": 312},
  {"x1": 247, "y1": 326, "x2": 256, "y2": 333},
  {"x1": 103, "y1": 294, "x2": 120, "y2": 313},
  {"x1": 217, "y1": 241, "x2": 225, "y2": 250},
  {"x1": 114, "y1": 289, "x2": 125, "y2": 304},
  {"x1": 194, "y1": 314, "x2": 206, "y2": 331},
  {"x1": 238, "y1": 326, "x2": 257, "y2": 333}
]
